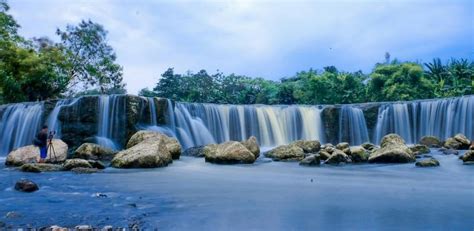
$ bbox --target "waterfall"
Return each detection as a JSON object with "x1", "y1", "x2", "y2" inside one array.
[
  {"x1": 373, "y1": 95, "x2": 474, "y2": 144},
  {"x1": 0, "y1": 103, "x2": 44, "y2": 155},
  {"x1": 339, "y1": 106, "x2": 370, "y2": 145},
  {"x1": 46, "y1": 98, "x2": 80, "y2": 138},
  {"x1": 165, "y1": 103, "x2": 325, "y2": 149},
  {"x1": 96, "y1": 95, "x2": 126, "y2": 150}
]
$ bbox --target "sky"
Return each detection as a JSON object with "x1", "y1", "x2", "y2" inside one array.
[{"x1": 8, "y1": 0, "x2": 474, "y2": 94}]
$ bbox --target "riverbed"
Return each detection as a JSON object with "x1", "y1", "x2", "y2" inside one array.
[{"x1": 0, "y1": 151, "x2": 473, "y2": 230}]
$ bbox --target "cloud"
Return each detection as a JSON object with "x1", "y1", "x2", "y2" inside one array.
[{"x1": 9, "y1": 0, "x2": 473, "y2": 94}]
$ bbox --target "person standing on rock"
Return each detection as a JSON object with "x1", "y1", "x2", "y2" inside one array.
[{"x1": 34, "y1": 125, "x2": 49, "y2": 163}]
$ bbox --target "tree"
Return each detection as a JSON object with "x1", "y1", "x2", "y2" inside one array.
[{"x1": 56, "y1": 20, "x2": 126, "y2": 95}]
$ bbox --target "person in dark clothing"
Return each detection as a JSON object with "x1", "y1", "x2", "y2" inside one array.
[{"x1": 36, "y1": 125, "x2": 49, "y2": 163}]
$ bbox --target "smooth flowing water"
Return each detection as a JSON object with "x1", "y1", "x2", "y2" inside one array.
[
  {"x1": 0, "y1": 151, "x2": 472, "y2": 230},
  {"x1": 46, "y1": 98, "x2": 81, "y2": 138},
  {"x1": 96, "y1": 95, "x2": 126, "y2": 150},
  {"x1": 339, "y1": 105, "x2": 370, "y2": 145}
]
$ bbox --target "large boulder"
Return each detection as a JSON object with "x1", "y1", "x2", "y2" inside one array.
[
  {"x1": 20, "y1": 163, "x2": 63, "y2": 173},
  {"x1": 204, "y1": 141, "x2": 256, "y2": 164},
  {"x1": 419, "y1": 136, "x2": 442, "y2": 148},
  {"x1": 265, "y1": 144, "x2": 305, "y2": 161},
  {"x1": 15, "y1": 179, "x2": 39, "y2": 192},
  {"x1": 5, "y1": 139, "x2": 68, "y2": 166},
  {"x1": 182, "y1": 146, "x2": 206, "y2": 157},
  {"x1": 63, "y1": 159, "x2": 93, "y2": 170},
  {"x1": 444, "y1": 137, "x2": 462, "y2": 150},
  {"x1": 240, "y1": 136, "x2": 260, "y2": 158},
  {"x1": 368, "y1": 134, "x2": 415, "y2": 163},
  {"x1": 126, "y1": 130, "x2": 181, "y2": 160},
  {"x1": 325, "y1": 149, "x2": 352, "y2": 165},
  {"x1": 111, "y1": 139, "x2": 172, "y2": 168},
  {"x1": 415, "y1": 158, "x2": 440, "y2": 167},
  {"x1": 349, "y1": 146, "x2": 369, "y2": 163},
  {"x1": 453, "y1": 133, "x2": 471, "y2": 149},
  {"x1": 73, "y1": 143, "x2": 116, "y2": 161},
  {"x1": 299, "y1": 154, "x2": 321, "y2": 166},
  {"x1": 291, "y1": 140, "x2": 321, "y2": 153},
  {"x1": 409, "y1": 144, "x2": 430, "y2": 155}
]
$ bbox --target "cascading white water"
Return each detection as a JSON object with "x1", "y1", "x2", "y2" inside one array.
[
  {"x1": 339, "y1": 106, "x2": 370, "y2": 145},
  {"x1": 46, "y1": 98, "x2": 80, "y2": 138},
  {"x1": 164, "y1": 103, "x2": 325, "y2": 149},
  {"x1": 373, "y1": 95, "x2": 474, "y2": 144},
  {"x1": 96, "y1": 95, "x2": 125, "y2": 150},
  {"x1": 0, "y1": 103, "x2": 44, "y2": 155}
]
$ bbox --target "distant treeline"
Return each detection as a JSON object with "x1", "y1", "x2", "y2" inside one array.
[{"x1": 141, "y1": 57, "x2": 473, "y2": 105}]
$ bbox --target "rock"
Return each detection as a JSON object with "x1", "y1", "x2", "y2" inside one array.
[
  {"x1": 461, "y1": 150, "x2": 474, "y2": 163},
  {"x1": 182, "y1": 146, "x2": 206, "y2": 157},
  {"x1": 325, "y1": 150, "x2": 352, "y2": 165},
  {"x1": 453, "y1": 133, "x2": 470, "y2": 148},
  {"x1": 87, "y1": 160, "x2": 106, "y2": 169},
  {"x1": 71, "y1": 167, "x2": 99, "y2": 174},
  {"x1": 14, "y1": 179, "x2": 39, "y2": 192},
  {"x1": 368, "y1": 134, "x2": 415, "y2": 163},
  {"x1": 349, "y1": 146, "x2": 369, "y2": 163},
  {"x1": 440, "y1": 148, "x2": 458, "y2": 155},
  {"x1": 63, "y1": 159, "x2": 93, "y2": 170},
  {"x1": 324, "y1": 145, "x2": 335, "y2": 154},
  {"x1": 265, "y1": 144, "x2": 305, "y2": 161},
  {"x1": 470, "y1": 142, "x2": 474, "y2": 150},
  {"x1": 73, "y1": 143, "x2": 116, "y2": 161},
  {"x1": 75, "y1": 225, "x2": 92, "y2": 231},
  {"x1": 342, "y1": 147, "x2": 351, "y2": 155},
  {"x1": 126, "y1": 130, "x2": 181, "y2": 160},
  {"x1": 112, "y1": 138, "x2": 172, "y2": 168},
  {"x1": 318, "y1": 150, "x2": 332, "y2": 161},
  {"x1": 299, "y1": 154, "x2": 321, "y2": 166},
  {"x1": 5, "y1": 211, "x2": 21, "y2": 218},
  {"x1": 415, "y1": 158, "x2": 440, "y2": 167},
  {"x1": 336, "y1": 142, "x2": 350, "y2": 150},
  {"x1": 49, "y1": 225, "x2": 68, "y2": 231},
  {"x1": 361, "y1": 142, "x2": 376, "y2": 151},
  {"x1": 5, "y1": 139, "x2": 68, "y2": 166},
  {"x1": 205, "y1": 141, "x2": 256, "y2": 164},
  {"x1": 291, "y1": 140, "x2": 321, "y2": 153},
  {"x1": 463, "y1": 161, "x2": 474, "y2": 165},
  {"x1": 409, "y1": 144, "x2": 430, "y2": 155},
  {"x1": 240, "y1": 136, "x2": 260, "y2": 158},
  {"x1": 419, "y1": 136, "x2": 442, "y2": 148},
  {"x1": 20, "y1": 163, "x2": 63, "y2": 172},
  {"x1": 444, "y1": 137, "x2": 462, "y2": 150}
]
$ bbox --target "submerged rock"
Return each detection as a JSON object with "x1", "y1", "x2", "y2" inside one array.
[
  {"x1": 73, "y1": 143, "x2": 116, "y2": 161},
  {"x1": 63, "y1": 159, "x2": 93, "y2": 170},
  {"x1": 204, "y1": 141, "x2": 256, "y2": 164},
  {"x1": 439, "y1": 148, "x2": 459, "y2": 155},
  {"x1": 291, "y1": 140, "x2": 321, "y2": 153},
  {"x1": 112, "y1": 138, "x2": 172, "y2": 168},
  {"x1": 419, "y1": 136, "x2": 442, "y2": 148},
  {"x1": 241, "y1": 136, "x2": 260, "y2": 158},
  {"x1": 126, "y1": 130, "x2": 181, "y2": 160},
  {"x1": 368, "y1": 134, "x2": 415, "y2": 163},
  {"x1": 325, "y1": 149, "x2": 352, "y2": 165},
  {"x1": 20, "y1": 163, "x2": 63, "y2": 173},
  {"x1": 349, "y1": 146, "x2": 369, "y2": 163},
  {"x1": 14, "y1": 179, "x2": 39, "y2": 192},
  {"x1": 299, "y1": 154, "x2": 321, "y2": 166},
  {"x1": 182, "y1": 146, "x2": 206, "y2": 158},
  {"x1": 265, "y1": 144, "x2": 305, "y2": 161},
  {"x1": 5, "y1": 139, "x2": 68, "y2": 166},
  {"x1": 415, "y1": 158, "x2": 440, "y2": 167},
  {"x1": 71, "y1": 167, "x2": 100, "y2": 174},
  {"x1": 409, "y1": 144, "x2": 430, "y2": 155}
]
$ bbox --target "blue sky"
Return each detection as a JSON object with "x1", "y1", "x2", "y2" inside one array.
[{"x1": 8, "y1": 0, "x2": 474, "y2": 94}]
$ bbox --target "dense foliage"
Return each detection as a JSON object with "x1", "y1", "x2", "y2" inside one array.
[
  {"x1": 0, "y1": 1, "x2": 125, "y2": 104},
  {"x1": 146, "y1": 59, "x2": 473, "y2": 104}
]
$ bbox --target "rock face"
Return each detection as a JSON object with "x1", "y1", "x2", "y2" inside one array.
[
  {"x1": 204, "y1": 141, "x2": 256, "y2": 164},
  {"x1": 15, "y1": 179, "x2": 39, "y2": 192},
  {"x1": 444, "y1": 137, "x2": 462, "y2": 150},
  {"x1": 241, "y1": 136, "x2": 260, "y2": 158},
  {"x1": 326, "y1": 149, "x2": 352, "y2": 165},
  {"x1": 291, "y1": 140, "x2": 321, "y2": 154},
  {"x1": 299, "y1": 154, "x2": 321, "y2": 166},
  {"x1": 265, "y1": 144, "x2": 305, "y2": 161},
  {"x1": 112, "y1": 138, "x2": 172, "y2": 168},
  {"x1": 20, "y1": 163, "x2": 63, "y2": 173},
  {"x1": 63, "y1": 159, "x2": 93, "y2": 170},
  {"x1": 73, "y1": 143, "x2": 116, "y2": 161},
  {"x1": 409, "y1": 144, "x2": 430, "y2": 155},
  {"x1": 182, "y1": 146, "x2": 206, "y2": 157},
  {"x1": 5, "y1": 139, "x2": 68, "y2": 166},
  {"x1": 453, "y1": 133, "x2": 471, "y2": 149},
  {"x1": 415, "y1": 158, "x2": 440, "y2": 167},
  {"x1": 349, "y1": 146, "x2": 369, "y2": 163},
  {"x1": 369, "y1": 134, "x2": 415, "y2": 163},
  {"x1": 419, "y1": 136, "x2": 442, "y2": 148},
  {"x1": 126, "y1": 130, "x2": 181, "y2": 160}
]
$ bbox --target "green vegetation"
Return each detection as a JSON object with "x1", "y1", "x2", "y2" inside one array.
[
  {"x1": 146, "y1": 59, "x2": 473, "y2": 104},
  {"x1": 0, "y1": 1, "x2": 125, "y2": 104}
]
